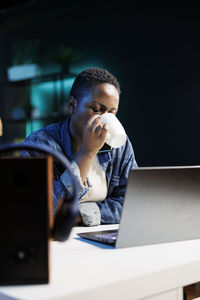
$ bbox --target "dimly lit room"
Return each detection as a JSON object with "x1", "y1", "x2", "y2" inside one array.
[{"x1": 1, "y1": 1, "x2": 200, "y2": 299}]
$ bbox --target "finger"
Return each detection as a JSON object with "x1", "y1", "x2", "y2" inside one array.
[
  {"x1": 90, "y1": 117, "x2": 103, "y2": 133},
  {"x1": 85, "y1": 115, "x2": 101, "y2": 128},
  {"x1": 100, "y1": 123, "x2": 109, "y2": 139},
  {"x1": 95, "y1": 125, "x2": 103, "y2": 136}
]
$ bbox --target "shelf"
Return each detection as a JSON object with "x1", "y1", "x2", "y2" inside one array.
[
  {"x1": 5, "y1": 71, "x2": 76, "y2": 85},
  {"x1": 2, "y1": 69, "x2": 74, "y2": 141}
]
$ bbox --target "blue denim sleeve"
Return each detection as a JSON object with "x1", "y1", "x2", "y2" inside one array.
[
  {"x1": 97, "y1": 139, "x2": 138, "y2": 224},
  {"x1": 53, "y1": 160, "x2": 91, "y2": 212}
]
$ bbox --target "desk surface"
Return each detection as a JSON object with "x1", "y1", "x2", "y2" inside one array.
[{"x1": 1, "y1": 224, "x2": 200, "y2": 300}]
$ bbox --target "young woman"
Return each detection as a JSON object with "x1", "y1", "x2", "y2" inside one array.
[{"x1": 22, "y1": 68, "x2": 138, "y2": 226}]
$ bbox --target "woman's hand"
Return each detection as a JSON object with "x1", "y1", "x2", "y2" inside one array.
[{"x1": 80, "y1": 115, "x2": 109, "y2": 156}]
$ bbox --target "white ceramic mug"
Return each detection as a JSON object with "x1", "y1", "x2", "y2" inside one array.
[{"x1": 101, "y1": 113, "x2": 126, "y2": 148}]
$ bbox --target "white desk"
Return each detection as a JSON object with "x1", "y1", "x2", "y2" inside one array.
[{"x1": 1, "y1": 224, "x2": 200, "y2": 300}]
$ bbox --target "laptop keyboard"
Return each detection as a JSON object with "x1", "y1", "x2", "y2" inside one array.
[
  {"x1": 94, "y1": 231, "x2": 117, "y2": 240},
  {"x1": 78, "y1": 229, "x2": 118, "y2": 245}
]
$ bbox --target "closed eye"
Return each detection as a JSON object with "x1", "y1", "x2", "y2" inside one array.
[
  {"x1": 90, "y1": 102, "x2": 118, "y2": 114},
  {"x1": 90, "y1": 103, "x2": 103, "y2": 113},
  {"x1": 91, "y1": 107, "x2": 101, "y2": 113}
]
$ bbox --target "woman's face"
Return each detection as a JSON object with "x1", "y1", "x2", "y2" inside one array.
[{"x1": 70, "y1": 83, "x2": 120, "y2": 138}]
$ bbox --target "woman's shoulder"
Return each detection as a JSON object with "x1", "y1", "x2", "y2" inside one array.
[
  {"x1": 23, "y1": 125, "x2": 62, "y2": 153},
  {"x1": 24, "y1": 119, "x2": 68, "y2": 145}
]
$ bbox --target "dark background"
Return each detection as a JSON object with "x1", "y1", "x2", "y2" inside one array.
[{"x1": 1, "y1": 0, "x2": 200, "y2": 167}]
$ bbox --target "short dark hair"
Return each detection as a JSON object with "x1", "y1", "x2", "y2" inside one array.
[{"x1": 70, "y1": 67, "x2": 121, "y2": 101}]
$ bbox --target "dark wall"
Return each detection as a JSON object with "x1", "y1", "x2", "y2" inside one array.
[{"x1": 1, "y1": 1, "x2": 200, "y2": 166}]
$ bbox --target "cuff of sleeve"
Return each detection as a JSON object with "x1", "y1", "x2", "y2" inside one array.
[
  {"x1": 60, "y1": 160, "x2": 89, "y2": 200},
  {"x1": 79, "y1": 202, "x2": 101, "y2": 226}
]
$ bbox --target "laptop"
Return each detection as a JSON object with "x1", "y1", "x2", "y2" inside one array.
[{"x1": 78, "y1": 166, "x2": 200, "y2": 248}]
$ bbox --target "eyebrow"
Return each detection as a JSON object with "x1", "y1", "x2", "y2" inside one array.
[{"x1": 91, "y1": 101, "x2": 118, "y2": 111}]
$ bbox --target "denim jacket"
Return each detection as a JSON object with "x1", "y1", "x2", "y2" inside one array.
[{"x1": 21, "y1": 117, "x2": 138, "y2": 226}]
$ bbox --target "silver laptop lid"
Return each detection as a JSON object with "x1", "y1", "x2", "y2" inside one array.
[{"x1": 116, "y1": 166, "x2": 200, "y2": 248}]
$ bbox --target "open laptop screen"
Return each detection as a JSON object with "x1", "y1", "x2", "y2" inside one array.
[{"x1": 78, "y1": 167, "x2": 200, "y2": 248}]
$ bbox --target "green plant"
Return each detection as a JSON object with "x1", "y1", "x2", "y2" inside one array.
[{"x1": 54, "y1": 45, "x2": 80, "y2": 71}]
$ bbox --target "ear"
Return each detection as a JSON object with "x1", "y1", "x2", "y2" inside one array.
[{"x1": 68, "y1": 96, "x2": 77, "y2": 113}]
